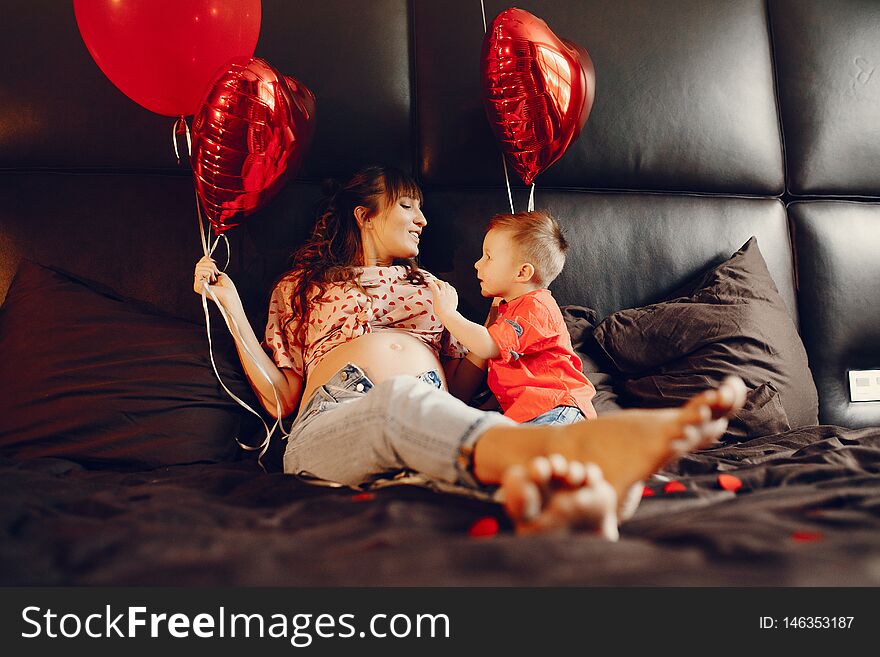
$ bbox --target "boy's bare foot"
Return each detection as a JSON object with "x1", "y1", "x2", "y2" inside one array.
[{"x1": 491, "y1": 376, "x2": 747, "y2": 536}]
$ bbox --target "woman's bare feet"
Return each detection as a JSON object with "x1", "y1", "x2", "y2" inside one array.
[
  {"x1": 499, "y1": 457, "x2": 620, "y2": 538},
  {"x1": 488, "y1": 376, "x2": 747, "y2": 536},
  {"x1": 498, "y1": 456, "x2": 646, "y2": 537}
]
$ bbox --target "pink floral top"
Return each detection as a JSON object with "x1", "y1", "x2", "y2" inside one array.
[{"x1": 264, "y1": 265, "x2": 469, "y2": 377}]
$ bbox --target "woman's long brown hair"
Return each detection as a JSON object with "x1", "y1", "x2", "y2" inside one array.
[{"x1": 281, "y1": 165, "x2": 426, "y2": 350}]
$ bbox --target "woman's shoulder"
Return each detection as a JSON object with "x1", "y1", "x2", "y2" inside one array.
[{"x1": 270, "y1": 271, "x2": 300, "y2": 294}]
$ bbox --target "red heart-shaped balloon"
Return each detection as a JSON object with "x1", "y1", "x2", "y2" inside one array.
[
  {"x1": 481, "y1": 8, "x2": 595, "y2": 186},
  {"x1": 192, "y1": 57, "x2": 316, "y2": 235}
]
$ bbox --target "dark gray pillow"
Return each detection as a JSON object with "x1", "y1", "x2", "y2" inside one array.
[
  {"x1": 592, "y1": 237, "x2": 818, "y2": 435},
  {"x1": 0, "y1": 260, "x2": 260, "y2": 468},
  {"x1": 560, "y1": 305, "x2": 623, "y2": 415}
]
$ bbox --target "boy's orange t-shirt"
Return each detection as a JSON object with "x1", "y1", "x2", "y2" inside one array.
[{"x1": 486, "y1": 289, "x2": 597, "y2": 423}]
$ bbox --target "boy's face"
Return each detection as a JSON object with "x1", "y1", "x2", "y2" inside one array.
[{"x1": 474, "y1": 228, "x2": 526, "y2": 298}]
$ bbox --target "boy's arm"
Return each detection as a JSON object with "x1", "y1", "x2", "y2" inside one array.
[
  {"x1": 442, "y1": 312, "x2": 501, "y2": 360},
  {"x1": 427, "y1": 279, "x2": 500, "y2": 360}
]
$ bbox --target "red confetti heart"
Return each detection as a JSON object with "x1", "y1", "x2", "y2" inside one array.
[
  {"x1": 663, "y1": 481, "x2": 687, "y2": 494},
  {"x1": 791, "y1": 530, "x2": 823, "y2": 543},
  {"x1": 351, "y1": 492, "x2": 375, "y2": 502},
  {"x1": 642, "y1": 486, "x2": 655, "y2": 498},
  {"x1": 717, "y1": 474, "x2": 742, "y2": 492},
  {"x1": 468, "y1": 516, "x2": 499, "y2": 538}
]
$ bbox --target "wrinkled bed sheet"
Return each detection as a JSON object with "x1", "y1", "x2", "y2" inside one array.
[{"x1": 2, "y1": 425, "x2": 879, "y2": 586}]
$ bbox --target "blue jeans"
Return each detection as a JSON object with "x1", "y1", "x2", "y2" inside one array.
[
  {"x1": 525, "y1": 405, "x2": 585, "y2": 425},
  {"x1": 283, "y1": 363, "x2": 516, "y2": 489}
]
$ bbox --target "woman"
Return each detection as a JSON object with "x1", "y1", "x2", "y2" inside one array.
[{"x1": 194, "y1": 165, "x2": 745, "y2": 535}]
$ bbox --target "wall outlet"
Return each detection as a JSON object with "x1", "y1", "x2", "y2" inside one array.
[{"x1": 848, "y1": 370, "x2": 880, "y2": 402}]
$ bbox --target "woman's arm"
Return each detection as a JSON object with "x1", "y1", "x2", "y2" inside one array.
[
  {"x1": 224, "y1": 304, "x2": 304, "y2": 418},
  {"x1": 444, "y1": 352, "x2": 488, "y2": 403},
  {"x1": 194, "y1": 257, "x2": 303, "y2": 418}
]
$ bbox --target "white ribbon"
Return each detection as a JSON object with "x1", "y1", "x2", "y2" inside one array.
[
  {"x1": 171, "y1": 116, "x2": 192, "y2": 166},
  {"x1": 200, "y1": 282, "x2": 290, "y2": 468},
  {"x1": 177, "y1": 114, "x2": 289, "y2": 468},
  {"x1": 481, "y1": 0, "x2": 516, "y2": 215}
]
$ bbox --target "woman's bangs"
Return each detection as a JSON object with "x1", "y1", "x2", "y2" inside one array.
[{"x1": 384, "y1": 170, "x2": 423, "y2": 205}]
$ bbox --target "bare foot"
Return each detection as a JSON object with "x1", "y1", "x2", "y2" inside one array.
[
  {"x1": 549, "y1": 375, "x2": 747, "y2": 500},
  {"x1": 618, "y1": 480, "x2": 644, "y2": 522},
  {"x1": 499, "y1": 456, "x2": 619, "y2": 538},
  {"x1": 487, "y1": 376, "x2": 747, "y2": 535}
]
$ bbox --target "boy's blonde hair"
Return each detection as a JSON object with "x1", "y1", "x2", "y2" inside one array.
[{"x1": 487, "y1": 210, "x2": 568, "y2": 287}]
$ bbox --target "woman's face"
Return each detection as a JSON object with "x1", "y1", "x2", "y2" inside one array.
[{"x1": 362, "y1": 193, "x2": 427, "y2": 262}]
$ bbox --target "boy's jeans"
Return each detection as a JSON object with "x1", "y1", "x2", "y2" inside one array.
[{"x1": 525, "y1": 405, "x2": 586, "y2": 425}]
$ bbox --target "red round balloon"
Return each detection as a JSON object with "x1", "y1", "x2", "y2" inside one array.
[
  {"x1": 73, "y1": 0, "x2": 261, "y2": 117},
  {"x1": 481, "y1": 8, "x2": 596, "y2": 185},
  {"x1": 191, "y1": 58, "x2": 316, "y2": 235}
]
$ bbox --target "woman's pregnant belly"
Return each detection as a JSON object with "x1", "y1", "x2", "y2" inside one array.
[{"x1": 298, "y1": 329, "x2": 446, "y2": 414}]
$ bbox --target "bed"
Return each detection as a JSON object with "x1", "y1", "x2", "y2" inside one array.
[
  {"x1": 1, "y1": 0, "x2": 879, "y2": 588},
  {"x1": 2, "y1": 424, "x2": 879, "y2": 586}
]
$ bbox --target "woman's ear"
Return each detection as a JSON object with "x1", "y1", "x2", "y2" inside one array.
[{"x1": 354, "y1": 205, "x2": 371, "y2": 229}]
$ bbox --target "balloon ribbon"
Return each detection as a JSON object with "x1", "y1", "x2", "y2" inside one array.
[{"x1": 175, "y1": 115, "x2": 287, "y2": 469}]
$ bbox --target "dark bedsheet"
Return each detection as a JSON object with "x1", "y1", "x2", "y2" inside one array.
[{"x1": 2, "y1": 425, "x2": 879, "y2": 586}]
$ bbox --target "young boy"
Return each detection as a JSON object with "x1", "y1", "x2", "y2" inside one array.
[{"x1": 428, "y1": 210, "x2": 597, "y2": 425}]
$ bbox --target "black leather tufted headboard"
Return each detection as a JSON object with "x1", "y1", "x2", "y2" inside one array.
[{"x1": 1, "y1": 0, "x2": 878, "y2": 426}]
